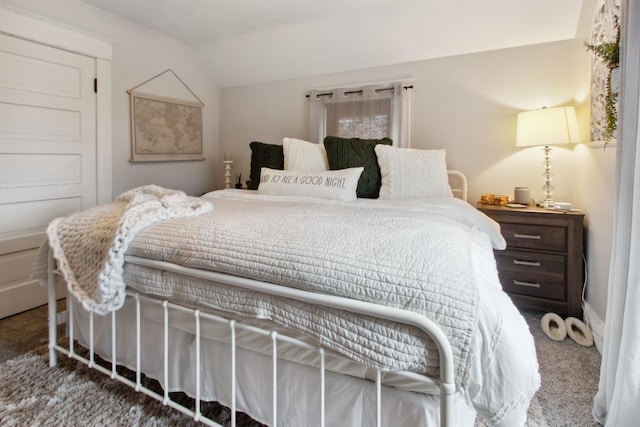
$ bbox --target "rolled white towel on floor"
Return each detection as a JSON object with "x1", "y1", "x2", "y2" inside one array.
[
  {"x1": 540, "y1": 312, "x2": 567, "y2": 341},
  {"x1": 565, "y1": 316, "x2": 594, "y2": 347}
]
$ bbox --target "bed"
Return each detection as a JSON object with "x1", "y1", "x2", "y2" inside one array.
[{"x1": 35, "y1": 141, "x2": 540, "y2": 427}]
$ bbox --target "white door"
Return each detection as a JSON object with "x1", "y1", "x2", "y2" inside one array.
[{"x1": 0, "y1": 33, "x2": 98, "y2": 318}]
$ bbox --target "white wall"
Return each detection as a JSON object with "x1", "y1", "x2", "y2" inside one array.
[
  {"x1": 5, "y1": 0, "x2": 221, "y2": 197},
  {"x1": 220, "y1": 39, "x2": 615, "y2": 326},
  {"x1": 221, "y1": 40, "x2": 590, "y2": 202},
  {"x1": 573, "y1": 142, "x2": 615, "y2": 347}
]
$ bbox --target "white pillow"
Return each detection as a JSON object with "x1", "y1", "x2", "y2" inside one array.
[
  {"x1": 375, "y1": 145, "x2": 452, "y2": 199},
  {"x1": 258, "y1": 167, "x2": 363, "y2": 201},
  {"x1": 283, "y1": 137, "x2": 329, "y2": 171}
]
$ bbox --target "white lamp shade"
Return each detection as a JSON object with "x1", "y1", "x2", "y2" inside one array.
[{"x1": 516, "y1": 106, "x2": 580, "y2": 147}]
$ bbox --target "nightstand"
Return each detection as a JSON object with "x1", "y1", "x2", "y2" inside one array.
[{"x1": 477, "y1": 204, "x2": 585, "y2": 318}]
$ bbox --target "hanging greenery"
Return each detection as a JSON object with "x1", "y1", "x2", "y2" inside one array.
[
  {"x1": 584, "y1": 40, "x2": 619, "y2": 68},
  {"x1": 585, "y1": 28, "x2": 620, "y2": 142}
]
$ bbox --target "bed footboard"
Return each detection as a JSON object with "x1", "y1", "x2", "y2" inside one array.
[{"x1": 47, "y1": 251, "x2": 456, "y2": 427}]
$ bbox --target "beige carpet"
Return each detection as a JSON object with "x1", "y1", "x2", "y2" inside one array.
[
  {"x1": 0, "y1": 304, "x2": 602, "y2": 426},
  {"x1": 0, "y1": 341, "x2": 263, "y2": 427}
]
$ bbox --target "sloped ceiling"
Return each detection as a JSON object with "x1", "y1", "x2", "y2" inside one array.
[{"x1": 83, "y1": 0, "x2": 586, "y2": 88}]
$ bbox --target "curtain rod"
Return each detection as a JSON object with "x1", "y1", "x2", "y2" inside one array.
[{"x1": 305, "y1": 85, "x2": 413, "y2": 98}]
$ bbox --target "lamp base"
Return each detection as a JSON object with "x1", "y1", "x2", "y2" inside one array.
[{"x1": 539, "y1": 198, "x2": 555, "y2": 208}]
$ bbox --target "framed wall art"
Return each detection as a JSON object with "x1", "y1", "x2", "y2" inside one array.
[
  {"x1": 588, "y1": 0, "x2": 620, "y2": 143},
  {"x1": 129, "y1": 91, "x2": 204, "y2": 162}
]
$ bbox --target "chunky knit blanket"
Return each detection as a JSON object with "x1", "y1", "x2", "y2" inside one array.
[{"x1": 33, "y1": 185, "x2": 213, "y2": 314}]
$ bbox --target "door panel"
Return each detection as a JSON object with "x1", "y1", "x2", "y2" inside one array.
[
  {"x1": 0, "y1": 198, "x2": 82, "y2": 235},
  {"x1": 0, "y1": 50, "x2": 82, "y2": 98},
  {"x1": 0, "y1": 103, "x2": 81, "y2": 143},
  {"x1": 0, "y1": 153, "x2": 81, "y2": 187},
  {"x1": 0, "y1": 33, "x2": 97, "y2": 318}
]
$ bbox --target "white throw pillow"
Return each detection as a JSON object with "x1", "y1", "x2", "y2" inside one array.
[
  {"x1": 375, "y1": 145, "x2": 452, "y2": 199},
  {"x1": 283, "y1": 137, "x2": 329, "y2": 171},
  {"x1": 258, "y1": 167, "x2": 363, "y2": 201}
]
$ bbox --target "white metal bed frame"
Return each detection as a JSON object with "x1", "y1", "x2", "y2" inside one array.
[
  {"x1": 47, "y1": 253, "x2": 456, "y2": 427},
  {"x1": 46, "y1": 171, "x2": 469, "y2": 427}
]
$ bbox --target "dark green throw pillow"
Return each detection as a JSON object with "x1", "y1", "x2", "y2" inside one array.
[
  {"x1": 248, "y1": 142, "x2": 284, "y2": 190},
  {"x1": 323, "y1": 136, "x2": 393, "y2": 198}
]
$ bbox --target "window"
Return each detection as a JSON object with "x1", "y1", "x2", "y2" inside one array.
[
  {"x1": 308, "y1": 82, "x2": 411, "y2": 147},
  {"x1": 326, "y1": 96, "x2": 390, "y2": 139}
]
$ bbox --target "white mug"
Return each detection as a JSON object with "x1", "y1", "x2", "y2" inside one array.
[{"x1": 514, "y1": 187, "x2": 530, "y2": 205}]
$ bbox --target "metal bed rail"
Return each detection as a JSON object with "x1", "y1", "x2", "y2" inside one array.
[{"x1": 47, "y1": 251, "x2": 455, "y2": 427}]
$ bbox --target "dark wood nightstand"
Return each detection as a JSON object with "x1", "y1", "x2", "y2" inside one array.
[{"x1": 477, "y1": 204, "x2": 585, "y2": 318}]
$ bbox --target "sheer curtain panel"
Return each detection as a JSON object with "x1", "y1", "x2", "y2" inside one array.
[
  {"x1": 309, "y1": 82, "x2": 410, "y2": 147},
  {"x1": 593, "y1": 0, "x2": 640, "y2": 425}
]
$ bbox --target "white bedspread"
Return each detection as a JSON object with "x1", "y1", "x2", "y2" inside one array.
[
  {"x1": 123, "y1": 190, "x2": 539, "y2": 426},
  {"x1": 33, "y1": 187, "x2": 539, "y2": 425}
]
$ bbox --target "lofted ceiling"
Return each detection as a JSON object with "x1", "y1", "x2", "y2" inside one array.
[{"x1": 82, "y1": 0, "x2": 586, "y2": 88}]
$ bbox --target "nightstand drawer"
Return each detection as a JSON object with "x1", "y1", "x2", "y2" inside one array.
[
  {"x1": 501, "y1": 223, "x2": 566, "y2": 252},
  {"x1": 498, "y1": 271, "x2": 565, "y2": 301},
  {"x1": 495, "y1": 251, "x2": 565, "y2": 279},
  {"x1": 478, "y1": 204, "x2": 584, "y2": 316}
]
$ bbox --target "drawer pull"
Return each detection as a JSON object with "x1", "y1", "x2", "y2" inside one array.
[
  {"x1": 513, "y1": 280, "x2": 541, "y2": 288},
  {"x1": 513, "y1": 233, "x2": 542, "y2": 240},
  {"x1": 513, "y1": 260, "x2": 541, "y2": 267}
]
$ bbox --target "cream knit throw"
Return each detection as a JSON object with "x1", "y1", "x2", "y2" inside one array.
[{"x1": 39, "y1": 185, "x2": 213, "y2": 315}]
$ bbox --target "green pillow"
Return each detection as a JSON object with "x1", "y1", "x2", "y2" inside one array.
[
  {"x1": 248, "y1": 142, "x2": 284, "y2": 190},
  {"x1": 323, "y1": 136, "x2": 393, "y2": 198}
]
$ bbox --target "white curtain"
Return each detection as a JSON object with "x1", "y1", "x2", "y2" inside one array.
[
  {"x1": 593, "y1": 0, "x2": 640, "y2": 425},
  {"x1": 308, "y1": 82, "x2": 410, "y2": 147}
]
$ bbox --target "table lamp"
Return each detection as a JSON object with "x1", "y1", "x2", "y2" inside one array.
[{"x1": 516, "y1": 106, "x2": 580, "y2": 208}]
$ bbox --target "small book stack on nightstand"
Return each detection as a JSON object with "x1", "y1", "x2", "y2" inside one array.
[{"x1": 477, "y1": 204, "x2": 585, "y2": 318}]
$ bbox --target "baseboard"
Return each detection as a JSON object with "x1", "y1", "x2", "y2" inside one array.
[
  {"x1": 584, "y1": 302, "x2": 605, "y2": 354},
  {"x1": 0, "y1": 279, "x2": 65, "y2": 319}
]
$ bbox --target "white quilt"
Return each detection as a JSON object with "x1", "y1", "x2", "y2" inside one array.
[{"x1": 124, "y1": 190, "x2": 539, "y2": 426}]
